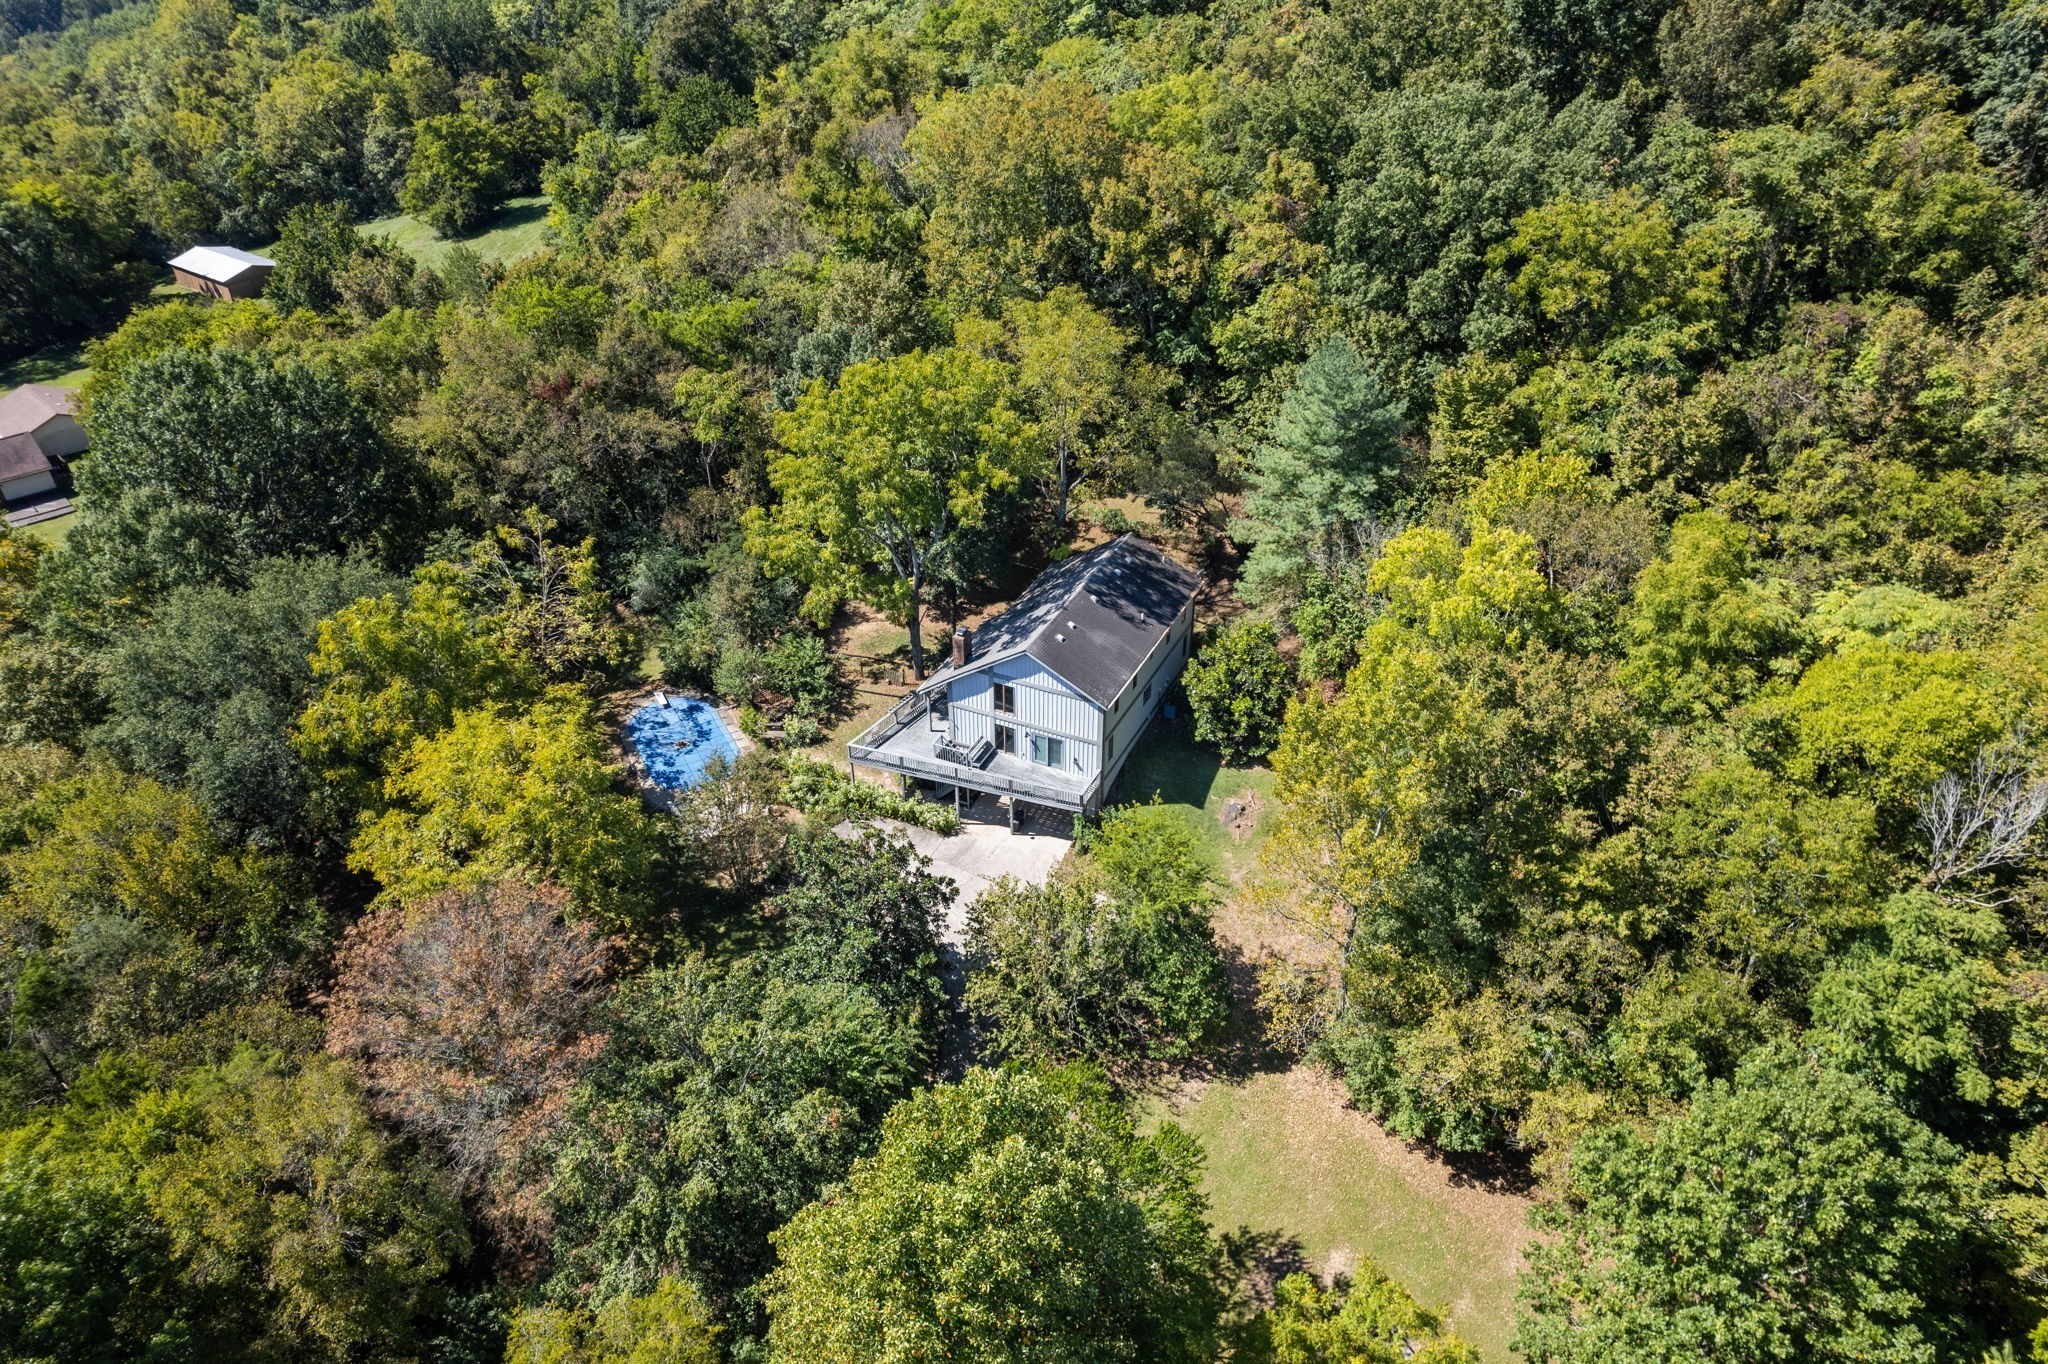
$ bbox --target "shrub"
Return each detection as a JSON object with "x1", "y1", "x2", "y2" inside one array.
[
  {"x1": 780, "y1": 755, "x2": 960, "y2": 835},
  {"x1": 1182, "y1": 621, "x2": 1294, "y2": 765}
]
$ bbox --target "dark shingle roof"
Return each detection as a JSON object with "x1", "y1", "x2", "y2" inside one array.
[
  {"x1": 948, "y1": 535, "x2": 1200, "y2": 707},
  {"x1": 0, "y1": 433, "x2": 54, "y2": 484}
]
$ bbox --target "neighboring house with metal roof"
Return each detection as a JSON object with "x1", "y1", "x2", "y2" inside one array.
[
  {"x1": 168, "y1": 245, "x2": 276, "y2": 300},
  {"x1": 0, "y1": 383, "x2": 84, "y2": 502},
  {"x1": 849, "y1": 534, "x2": 1200, "y2": 827}
]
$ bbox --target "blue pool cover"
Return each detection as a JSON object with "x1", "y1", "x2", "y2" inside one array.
[{"x1": 623, "y1": 695, "x2": 741, "y2": 790}]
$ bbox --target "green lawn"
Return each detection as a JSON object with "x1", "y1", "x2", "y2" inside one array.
[
  {"x1": 14, "y1": 512, "x2": 76, "y2": 549},
  {"x1": 1107, "y1": 725, "x2": 1276, "y2": 880},
  {"x1": 0, "y1": 341, "x2": 91, "y2": 390},
  {"x1": 1152, "y1": 1067, "x2": 1531, "y2": 1361},
  {"x1": 355, "y1": 195, "x2": 554, "y2": 268}
]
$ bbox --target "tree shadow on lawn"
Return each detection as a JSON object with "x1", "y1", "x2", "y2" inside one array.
[
  {"x1": 1108, "y1": 718, "x2": 1224, "y2": 811},
  {"x1": 1437, "y1": 1141, "x2": 1539, "y2": 1198},
  {"x1": 1216, "y1": 1224, "x2": 1312, "y2": 1315}
]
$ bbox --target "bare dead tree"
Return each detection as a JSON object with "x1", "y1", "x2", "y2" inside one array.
[
  {"x1": 325, "y1": 881, "x2": 614, "y2": 1245},
  {"x1": 1919, "y1": 731, "x2": 2048, "y2": 902}
]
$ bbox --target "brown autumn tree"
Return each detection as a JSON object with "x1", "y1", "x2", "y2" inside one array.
[{"x1": 325, "y1": 880, "x2": 613, "y2": 1243}]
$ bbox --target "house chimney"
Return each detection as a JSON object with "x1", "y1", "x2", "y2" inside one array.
[{"x1": 951, "y1": 627, "x2": 970, "y2": 668}]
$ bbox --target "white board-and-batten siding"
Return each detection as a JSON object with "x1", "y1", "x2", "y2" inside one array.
[
  {"x1": 949, "y1": 657, "x2": 1100, "y2": 778},
  {"x1": 943, "y1": 595, "x2": 1196, "y2": 792}
]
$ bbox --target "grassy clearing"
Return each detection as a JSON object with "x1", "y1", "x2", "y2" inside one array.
[
  {"x1": 0, "y1": 341, "x2": 91, "y2": 390},
  {"x1": 1107, "y1": 725, "x2": 1276, "y2": 880},
  {"x1": 355, "y1": 195, "x2": 553, "y2": 268},
  {"x1": 1151, "y1": 1066, "x2": 1532, "y2": 1361},
  {"x1": 14, "y1": 513, "x2": 76, "y2": 549}
]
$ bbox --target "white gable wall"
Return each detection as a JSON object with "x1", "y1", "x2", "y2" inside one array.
[
  {"x1": 30, "y1": 414, "x2": 86, "y2": 459},
  {"x1": 948, "y1": 655, "x2": 1101, "y2": 780},
  {"x1": 0, "y1": 469, "x2": 56, "y2": 500}
]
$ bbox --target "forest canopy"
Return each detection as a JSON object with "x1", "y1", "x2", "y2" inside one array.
[{"x1": 1, "y1": 0, "x2": 2048, "y2": 1358}]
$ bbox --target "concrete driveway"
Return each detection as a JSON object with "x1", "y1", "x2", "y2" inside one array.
[{"x1": 888, "y1": 794, "x2": 1073, "y2": 943}]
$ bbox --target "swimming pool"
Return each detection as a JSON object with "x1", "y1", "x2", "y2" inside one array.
[{"x1": 623, "y1": 694, "x2": 741, "y2": 790}]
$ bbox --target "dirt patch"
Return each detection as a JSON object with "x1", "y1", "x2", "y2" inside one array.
[{"x1": 1217, "y1": 788, "x2": 1262, "y2": 841}]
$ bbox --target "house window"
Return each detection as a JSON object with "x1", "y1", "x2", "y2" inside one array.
[
  {"x1": 1104, "y1": 734, "x2": 1114, "y2": 764},
  {"x1": 992, "y1": 682, "x2": 1016, "y2": 714},
  {"x1": 1029, "y1": 734, "x2": 1064, "y2": 767},
  {"x1": 994, "y1": 724, "x2": 1016, "y2": 754}
]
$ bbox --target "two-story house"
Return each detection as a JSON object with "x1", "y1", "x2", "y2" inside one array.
[{"x1": 849, "y1": 534, "x2": 1200, "y2": 829}]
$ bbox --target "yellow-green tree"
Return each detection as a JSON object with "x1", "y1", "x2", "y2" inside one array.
[
  {"x1": 348, "y1": 690, "x2": 665, "y2": 929},
  {"x1": 504, "y1": 1279, "x2": 720, "y2": 1363},
  {"x1": 745, "y1": 348, "x2": 1038, "y2": 678},
  {"x1": 906, "y1": 79, "x2": 1126, "y2": 312},
  {"x1": 295, "y1": 566, "x2": 540, "y2": 804}
]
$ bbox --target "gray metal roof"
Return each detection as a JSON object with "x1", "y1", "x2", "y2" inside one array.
[
  {"x1": 943, "y1": 534, "x2": 1200, "y2": 707},
  {"x1": 167, "y1": 245, "x2": 276, "y2": 283}
]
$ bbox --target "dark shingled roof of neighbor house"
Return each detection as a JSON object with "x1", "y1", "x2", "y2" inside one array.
[
  {"x1": 0, "y1": 432, "x2": 54, "y2": 484},
  {"x1": 945, "y1": 534, "x2": 1200, "y2": 707}
]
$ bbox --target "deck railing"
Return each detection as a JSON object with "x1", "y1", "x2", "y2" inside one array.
[{"x1": 849, "y1": 691, "x2": 1101, "y2": 812}]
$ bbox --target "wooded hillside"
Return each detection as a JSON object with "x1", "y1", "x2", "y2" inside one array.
[{"x1": 2, "y1": 0, "x2": 2048, "y2": 1358}]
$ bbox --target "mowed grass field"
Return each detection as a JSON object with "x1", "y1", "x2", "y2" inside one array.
[
  {"x1": 355, "y1": 194, "x2": 553, "y2": 268},
  {"x1": 1107, "y1": 725, "x2": 1276, "y2": 880},
  {"x1": 1110, "y1": 728, "x2": 1529, "y2": 1359},
  {"x1": 1151, "y1": 1066, "x2": 1533, "y2": 1361},
  {"x1": 0, "y1": 340, "x2": 90, "y2": 391}
]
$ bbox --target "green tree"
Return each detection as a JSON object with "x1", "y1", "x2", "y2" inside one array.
[
  {"x1": 1478, "y1": 189, "x2": 1734, "y2": 364},
  {"x1": 0, "y1": 633, "x2": 102, "y2": 748},
  {"x1": 267, "y1": 201, "x2": 368, "y2": 315},
  {"x1": 1809, "y1": 891, "x2": 2048, "y2": 1124},
  {"x1": 764, "y1": 1066, "x2": 1223, "y2": 1361},
  {"x1": 0, "y1": 1105, "x2": 194, "y2": 1360},
  {"x1": 1640, "y1": 755, "x2": 1886, "y2": 988},
  {"x1": 1329, "y1": 82, "x2": 1630, "y2": 402},
  {"x1": 1182, "y1": 621, "x2": 1295, "y2": 765},
  {"x1": 1, "y1": 766, "x2": 315, "y2": 1102},
  {"x1": 966, "y1": 803, "x2": 1230, "y2": 1063},
  {"x1": 1, "y1": 1046, "x2": 469, "y2": 1361},
  {"x1": 745, "y1": 348, "x2": 1039, "y2": 678},
  {"x1": 142, "y1": 1049, "x2": 472, "y2": 1360},
  {"x1": 0, "y1": 177, "x2": 150, "y2": 363},
  {"x1": 80, "y1": 346, "x2": 409, "y2": 566},
  {"x1": 402, "y1": 111, "x2": 517, "y2": 234},
  {"x1": 541, "y1": 958, "x2": 921, "y2": 1305},
  {"x1": 1236, "y1": 335, "x2": 1406, "y2": 601},
  {"x1": 1517, "y1": 1049, "x2": 1977, "y2": 1363},
  {"x1": 97, "y1": 556, "x2": 399, "y2": 847},
  {"x1": 767, "y1": 826, "x2": 952, "y2": 1041}
]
